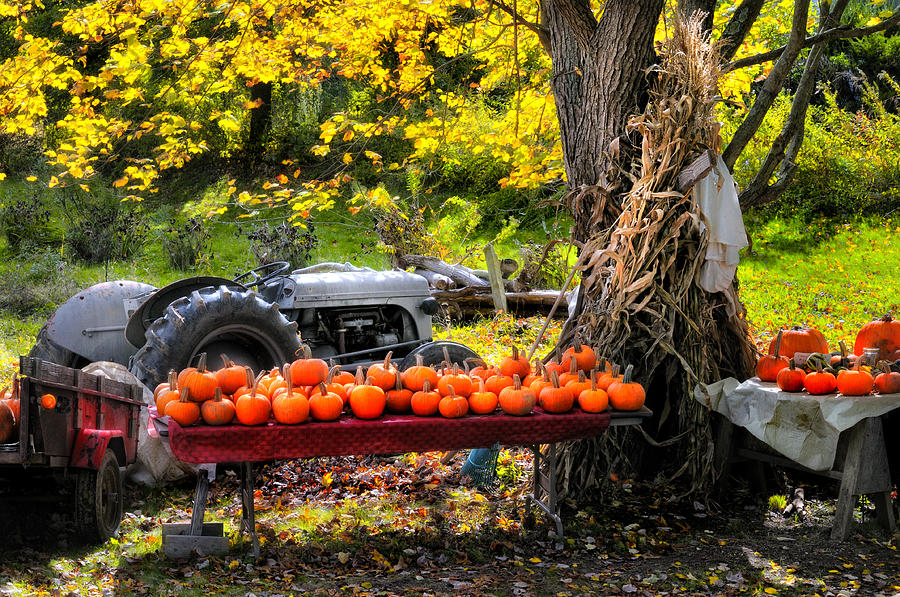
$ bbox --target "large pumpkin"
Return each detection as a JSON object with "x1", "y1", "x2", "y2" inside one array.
[
  {"x1": 768, "y1": 326, "x2": 829, "y2": 358},
  {"x1": 854, "y1": 315, "x2": 900, "y2": 361}
]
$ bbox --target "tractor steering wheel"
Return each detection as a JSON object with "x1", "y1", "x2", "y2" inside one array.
[{"x1": 233, "y1": 261, "x2": 291, "y2": 287}]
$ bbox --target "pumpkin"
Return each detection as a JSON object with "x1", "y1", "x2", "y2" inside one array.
[
  {"x1": 769, "y1": 326, "x2": 829, "y2": 358},
  {"x1": 0, "y1": 401, "x2": 15, "y2": 443},
  {"x1": 153, "y1": 379, "x2": 171, "y2": 402},
  {"x1": 179, "y1": 353, "x2": 218, "y2": 402},
  {"x1": 290, "y1": 345, "x2": 329, "y2": 386},
  {"x1": 539, "y1": 371, "x2": 575, "y2": 414},
  {"x1": 272, "y1": 365, "x2": 310, "y2": 424},
  {"x1": 757, "y1": 330, "x2": 789, "y2": 382},
  {"x1": 803, "y1": 362, "x2": 837, "y2": 396},
  {"x1": 165, "y1": 387, "x2": 201, "y2": 426},
  {"x1": 776, "y1": 359, "x2": 806, "y2": 393},
  {"x1": 385, "y1": 373, "x2": 413, "y2": 414},
  {"x1": 498, "y1": 374, "x2": 536, "y2": 416},
  {"x1": 201, "y1": 387, "x2": 236, "y2": 426},
  {"x1": 874, "y1": 362, "x2": 900, "y2": 395},
  {"x1": 529, "y1": 369, "x2": 553, "y2": 403},
  {"x1": 562, "y1": 344, "x2": 597, "y2": 373},
  {"x1": 522, "y1": 360, "x2": 543, "y2": 387},
  {"x1": 402, "y1": 354, "x2": 439, "y2": 392},
  {"x1": 156, "y1": 370, "x2": 181, "y2": 414},
  {"x1": 367, "y1": 351, "x2": 398, "y2": 390},
  {"x1": 348, "y1": 372, "x2": 386, "y2": 420},
  {"x1": 484, "y1": 373, "x2": 514, "y2": 395},
  {"x1": 498, "y1": 345, "x2": 530, "y2": 379},
  {"x1": 215, "y1": 353, "x2": 247, "y2": 395},
  {"x1": 235, "y1": 370, "x2": 272, "y2": 425},
  {"x1": 597, "y1": 364, "x2": 623, "y2": 392},
  {"x1": 232, "y1": 366, "x2": 261, "y2": 401},
  {"x1": 835, "y1": 363, "x2": 874, "y2": 397},
  {"x1": 544, "y1": 357, "x2": 566, "y2": 378},
  {"x1": 438, "y1": 385, "x2": 469, "y2": 419},
  {"x1": 411, "y1": 380, "x2": 441, "y2": 416},
  {"x1": 309, "y1": 383, "x2": 344, "y2": 421},
  {"x1": 558, "y1": 357, "x2": 580, "y2": 387},
  {"x1": 607, "y1": 364, "x2": 645, "y2": 411},
  {"x1": 854, "y1": 314, "x2": 900, "y2": 361},
  {"x1": 468, "y1": 378, "x2": 498, "y2": 415},
  {"x1": 309, "y1": 367, "x2": 350, "y2": 404},
  {"x1": 565, "y1": 370, "x2": 592, "y2": 399},
  {"x1": 577, "y1": 373, "x2": 608, "y2": 413},
  {"x1": 2, "y1": 379, "x2": 19, "y2": 422},
  {"x1": 437, "y1": 364, "x2": 473, "y2": 397}
]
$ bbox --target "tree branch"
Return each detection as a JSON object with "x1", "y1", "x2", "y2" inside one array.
[
  {"x1": 724, "y1": 10, "x2": 900, "y2": 73},
  {"x1": 491, "y1": 0, "x2": 551, "y2": 51},
  {"x1": 718, "y1": 0, "x2": 766, "y2": 62},
  {"x1": 723, "y1": 0, "x2": 811, "y2": 171},
  {"x1": 548, "y1": 0, "x2": 598, "y2": 49}
]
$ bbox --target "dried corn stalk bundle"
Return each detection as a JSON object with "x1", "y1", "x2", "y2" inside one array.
[{"x1": 557, "y1": 15, "x2": 756, "y2": 499}]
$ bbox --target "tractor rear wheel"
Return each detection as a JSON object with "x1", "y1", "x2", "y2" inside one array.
[{"x1": 129, "y1": 285, "x2": 301, "y2": 390}]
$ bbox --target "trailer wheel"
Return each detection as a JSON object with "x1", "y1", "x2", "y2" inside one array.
[
  {"x1": 129, "y1": 285, "x2": 301, "y2": 390},
  {"x1": 75, "y1": 450, "x2": 122, "y2": 542}
]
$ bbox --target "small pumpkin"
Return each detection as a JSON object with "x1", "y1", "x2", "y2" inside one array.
[
  {"x1": 385, "y1": 372, "x2": 413, "y2": 414},
  {"x1": 577, "y1": 371, "x2": 608, "y2": 413},
  {"x1": 201, "y1": 387, "x2": 236, "y2": 426},
  {"x1": 854, "y1": 314, "x2": 900, "y2": 361},
  {"x1": 308, "y1": 366, "x2": 349, "y2": 404},
  {"x1": 776, "y1": 359, "x2": 806, "y2": 393},
  {"x1": 156, "y1": 370, "x2": 181, "y2": 414},
  {"x1": 348, "y1": 369, "x2": 386, "y2": 420},
  {"x1": 309, "y1": 382, "x2": 344, "y2": 421},
  {"x1": 874, "y1": 362, "x2": 900, "y2": 395},
  {"x1": 498, "y1": 374, "x2": 536, "y2": 416},
  {"x1": 803, "y1": 362, "x2": 837, "y2": 396},
  {"x1": 557, "y1": 357, "x2": 580, "y2": 387},
  {"x1": 756, "y1": 330, "x2": 789, "y2": 382},
  {"x1": 437, "y1": 364, "x2": 473, "y2": 397},
  {"x1": 367, "y1": 351, "x2": 398, "y2": 390},
  {"x1": 272, "y1": 364, "x2": 310, "y2": 424},
  {"x1": 402, "y1": 354, "x2": 439, "y2": 392},
  {"x1": 0, "y1": 401, "x2": 16, "y2": 443},
  {"x1": 165, "y1": 387, "x2": 201, "y2": 426},
  {"x1": 215, "y1": 353, "x2": 247, "y2": 395},
  {"x1": 290, "y1": 344, "x2": 329, "y2": 386},
  {"x1": 411, "y1": 380, "x2": 441, "y2": 416},
  {"x1": 562, "y1": 343, "x2": 597, "y2": 373},
  {"x1": 179, "y1": 353, "x2": 218, "y2": 402},
  {"x1": 498, "y1": 345, "x2": 530, "y2": 379},
  {"x1": 438, "y1": 385, "x2": 469, "y2": 419},
  {"x1": 769, "y1": 326, "x2": 829, "y2": 358},
  {"x1": 484, "y1": 373, "x2": 514, "y2": 395},
  {"x1": 597, "y1": 364, "x2": 623, "y2": 392},
  {"x1": 835, "y1": 363, "x2": 874, "y2": 397},
  {"x1": 539, "y1": 371, "x2": 575, "y2": 414},
  {"x1": 607, "y1": 364, "x2": 645, "y2": 411},
  {"x1": 468, "y1": 378, "x2": 499, "y2": 415},
  {"x1": 235, "y1": 370, "x2": 272, "y2": 425},
  {"x1": 564, "y1": 370, "x2": 592, "y2": 399}
]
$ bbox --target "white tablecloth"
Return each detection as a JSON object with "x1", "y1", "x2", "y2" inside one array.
[{"x1": 694, "y1": 378, "x2": 900, "y2": 471}]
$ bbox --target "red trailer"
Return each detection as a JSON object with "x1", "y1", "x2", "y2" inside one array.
[{"x1": 0, "y1": 357, "x2": 144, "y2": 541}]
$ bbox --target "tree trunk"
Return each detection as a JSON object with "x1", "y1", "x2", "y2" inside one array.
[{"x1": 248, "y1": 80, "x2": 272, "y2": 160}]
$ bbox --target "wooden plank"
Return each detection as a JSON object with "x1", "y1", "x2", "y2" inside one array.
[{"x1": 483, "y1": 243, "x2": 508, "y2": 313}]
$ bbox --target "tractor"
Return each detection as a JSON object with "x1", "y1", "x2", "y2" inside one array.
[{"x1": 29, "y1": 262, "x2": 482, "y2": 391}]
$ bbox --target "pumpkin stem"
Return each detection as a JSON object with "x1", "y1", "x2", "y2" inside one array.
[
  {"x1": 325, "y1": 366, "x2": 338, "y2": 384},
  {"x1": 463, "y1": 361, "x2": 471, "y2": 375},
  {"x1": 213, "y1": 387, "x2": 223, "y2": 402},
  {"x1": 282, "y1": 363, "x2": 294, "y2": 395},
  {"x1": 354, "y1": 366, "x2": 365, "y2": 386},
  {"x1": 250, "y1": 370, "x2": 264, "y2": 398},
  {"x1": 590, "y1": 366, "x2": 598, "y2": 391},
  {"x1": 168, "y1": 369, "x2": 178, "y2": 391},
  {"x1": 839, "y1": 341, "x2": 847, "y2": 361},
  {"x1": 447, "y1": 384, "x2": 456, "y2": 399},
  {"x1": 364, "y1": 376, "x2": 375, "y2": 387},
  {"x1": 415, "y1": 354, "x2": 425, "y2": 367},
  {"x1": 550, "y1": 370, "x2": 561, "y2": 389},
  {"x1": 622, "y1": 364, "x2": 634, "y2": 384},
  {"x1": 383, "y1": 351, "x2": 393, "y2": 370},
  {"x1": 568, "y1": 355, "x2": 577, "y2": 375},
  {"x1": 219, "y1": 353, "x2": 232, "y2": 369},
  {"x1": 394, "y1": 371, "x2": 403, "y2": 392},
  {"x1": 180, "y1": 386, "x2": 192, "y2": 403},
  {"x1": 318, "y1": 382, "x2": 328, "y2": 396},
  {"x1": 478, "y1": 377, "x2": 486, "y2": 393},
  {"x1": 577, "y1": 370, "x2": 586, "y2": 383},
  {"x1": 423, "y1": 380, "x2": 432, "y2": 393},
  {"x1": 788, "y1": 358, "x2": 796, "y2": 371},
  {"x1": 773, "y1": 330, "x2": 783, "y2": 358},
  {"x1": 574, "y1": 344, "x2": 583, "y2": 355},
  {"x1": 512, "y1": 374, "x2": 522, "y2": 390},
  {"x1": 196, "y1": 352, "x2": 208, "y2": 373},
  {"x1": 511, "y1": 345, "x2": 520, "y2": 361},
  {"x1": 442, "y1": 346, "x2": 451, "y2": 366}
]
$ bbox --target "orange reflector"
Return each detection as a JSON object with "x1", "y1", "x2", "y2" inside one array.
[{"x1": 40, "y1": 393, "x2": 56, "y2": 409}]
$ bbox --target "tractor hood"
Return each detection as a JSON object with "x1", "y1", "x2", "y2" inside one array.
[{"x1": 281, "y1": 270, "x2": 430, "y2": 307}]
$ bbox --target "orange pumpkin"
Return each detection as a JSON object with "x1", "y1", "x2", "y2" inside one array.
[
  {"x1": 565, "y1": 370, "x2": 592, "y2": 398},
  {"x1": 498, "y1": 374, "x2": 536, "y2": 416},
  {"x1": 201, "y1": 387, "x2": 236, "y2": 426},
  {"x1": 835, "y1": 364, "x2": 874, "y2": 397},
  {"x1": 769, "y1": 326, "x2": 829, "y2": 358},
  {"x1": 165, "y1": 387, "x2": 201, "y2": 426},
  {"x1": 597, "y1": 364, "x2": 623, "y2": 392},
  {"x1": 577, "y1": 373, "x2": 608, "y2": 413},
  {"x1": 179, "y1": 353, "x2": 218, "y2": 402},
  {"x1": 803, "y1": 362, "x2": 837, "y2": 396},
  {"x1": 468, "y1": 378, "x2": 498, "y2": 415},
  {"x1": 309, "y1": 383, "x2": 344, "y2": 421},
  {"x1": 348, "y1": 373, "x2": 386, "y2": 420},
  {"x1": 411, "y1": 380, "x2": 442, "y2": 416},
  {"x1": 539, "y1": 371, "x2": 575, "y2": 414},
  {"x1": 874, "y1": 363, "x2": 900, "y2": 395},
  {"x1": 558, "y1": 357, "x2": 580, "y2": 387},
  {"x1": 402, "y1": 354, "x2": 439, "y2": 391},
  {"x1": 385, "y1": 373, "x2": 413, "y2": 414},
  {"x1": 562, "y1": 344, "x2": 596, "y2": 373},
  {"x1": 235, "y1": 371, "x2": 272, "y2": 425},
  {"x1": 215, "y1": 353, "x2": 247, "y2": 395},
  {"x1": 484, "y1": 374, "x2": 514, "y2": 395},
  {"x1": 607, "y1": 365, "x2": 645, "y2": 411},
  {"x1": 776, "y1": 359, "x2": 806, "y2": 393},
  {"x1": 757, "y1": 330, "x2": 790, "y2": 382},
  {"x1": 854, "y1": 315, "x2": 900, "y2": 361},
  {"x1": 156, "y1": 370, "x2": 181, "y2": 414},
  {"x1": 367, "y1": 351, "x2": 398, "y2": 390},
  {"x1": 438, "y1": 385, "x2": 469, "y2": 419},
  {"x1": 308, "y1": 366, "x2": 349, "y2": 404},
  {"x1": 498, "y1": 345, "x2": 530, "y2": 379},
  {"x1": 272, "y1": 365, "x2": 310, "y2": 424},
  {"x1": 437, "y1": 365, "x2": 473, "y2": 397},
  {"x1": 290, "y1": 345, "x2": 329, "y2": 386}
]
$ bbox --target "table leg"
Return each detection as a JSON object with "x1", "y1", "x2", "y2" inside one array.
[
  {"x1": 240, "y1": 462, "x2": 260, "y2": 558},
  {"x1": 527, "y1": 443, "x2": 564, "y2": 538},
  {"x1": 190, "y1": 472, "x2": 209, "y2": 537},
  {"x1": 831, "y1": 417, "x2": 896, "y2": 541}
]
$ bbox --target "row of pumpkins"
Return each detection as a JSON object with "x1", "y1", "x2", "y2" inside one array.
[
  {"x1": 0, "y1": 381, "x2": 20, "y2": 444},
  {"x1": 155, "y1": 345, "x2": 646, "y2": 427},
  {"x1": 756, "y1": 315, "x2": 900, "y2": 396}
]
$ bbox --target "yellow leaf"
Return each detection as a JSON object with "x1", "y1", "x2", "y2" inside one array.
[
  {"x1": 26, "y1": 176, "x2": 37, "y2": 182},
  {"x1": 218, "y1": 116, "x2": 241, "y2": 132},
  {"x1": 113, "y1": 177, "x2": 128, "y2": 188},
  {"x1": 342, "y1": 153, "x2": 353, "y2": 164},
  {"x1": 0, "y1": 173, "x2": 5, "y2": 180}
]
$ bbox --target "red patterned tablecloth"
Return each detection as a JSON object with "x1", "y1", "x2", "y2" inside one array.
[{"x1": 162, "y1": 408, "x2": 612, "y2": 464}]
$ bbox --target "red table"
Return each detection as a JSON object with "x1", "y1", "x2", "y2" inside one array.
[{"x1": 155, "y1": 407, "x2": 650, "y2": 557}]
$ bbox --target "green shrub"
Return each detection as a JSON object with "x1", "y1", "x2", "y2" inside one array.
[
  {"x1": 162, "y1": 216, "x2": 211, "y2": 270},
  {"x1": 242, "y1": 220, "x2": 318, "y2": 269},
  {"x1": 0, "y1": 248, "x2": 79, "y2": 316},
  {"x1": 0, "y1": 194, "x2": 55, "y2": 253},
  {"x1": 65, "y1": 202, "x2": 145, "y2": 263}
]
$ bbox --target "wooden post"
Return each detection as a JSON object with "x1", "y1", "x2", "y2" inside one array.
[{"x1": 484, "y1": 243, "x2": 508, "y2": 313}]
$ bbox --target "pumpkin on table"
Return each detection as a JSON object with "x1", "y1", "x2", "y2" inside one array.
[
  {"x1": 562, "y1": 344, "x2": 597, "y2": 373},
  {"x1": 498, "y1": 374, "x2": 536, "y2": 416},
  {"x1": 756, "y1": 330, "x2": 789, "y2": 382},
  {"x1": 272, "y1": 365, "x2": 310, "y2": 424},
  {"x1": 155, "y1": 370, "x2": 181, "y2": 414},
  {"x1": 776, "y1": 359, "x2": 806, "y2": 393},
  {"x1": 499, "y1": 345, "x2": 530, "y2": 379},
  {"x1": 577, "y1": 372, "x2": 608, "y2": 413},
  {"x1": 235, "y1": 370, "x2": 272, "y2": 425},
  {"x1": 835, "y1": 363, "x2": 874, "y2": 397},
  {"x1": 438, "y1": 385, "x2": 469, "y2": 419},
  {"x1": 348, "y1": 368, "x2": 386, "y2": 420},
  {"x1": 290, "y1": 345, "x2": 329, "y2": 386},
  {"x1": 768, "y1": 326, "x2": 829, "y2": 358},
  {"x1": 607, "y1": 364, "x2": 645, "y2": 411},
  {"x1": 385, "y1": 373, "x2": 413, "y2": 414},
  {"x1": 165, "y1": 387, "x2": 201, "y2": 426},
  {"x1": 401, "y1": 354, "x2": 439, "y2": 392},
  {"x1": 179, "y1": 353, "x2": 218, "y2": 402},
  {"x1": 411, "y1": 380, "x2": 441, "y2": 416},
  {"x1": 854, "y1": 315, "x2": 900, "y2": 362},
  {"x1": 215, "y1": 353, "x2": 247, "y2": 395},
  {"x1": 803, "y1": 362, "x2": 837, "y2": 396},
  {"x1": 367, "y1": 351, "x2": 398, "y2": 390},
  {"x1": 201, "y1": 387, "x2": 236, "y2": 426},
  {"x1": 874, "y1": 363, "x2": 900, "y2": 395},
  {"x1": 309, "y1": 383, "x2": 344, "y2": 421},
  {"x1": 437, "y1": 364, "x2": 473, "y2": 398},
  {"x1": 468, "y1": 378, "x2": 498, "y2": 415},
  {"x1": 0, "y1": 400, "x2": 15, "y2": 443},
  {"x1": 539, "y1": 371, "x2": 575, "y2": 414}
]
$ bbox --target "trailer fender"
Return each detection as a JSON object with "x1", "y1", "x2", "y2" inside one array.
[{"x1": 70, "y1": 429, "x2": 125, "y2": 470}]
